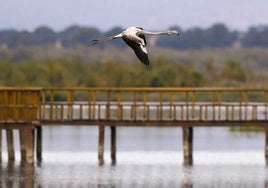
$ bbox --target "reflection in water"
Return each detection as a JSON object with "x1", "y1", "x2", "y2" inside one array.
[
  {"x1": 0, "y1": 152, "x2": 267, "y2": 187},
  {"x1": 0, "y1": 126, "x2": 267, "y2": 187},
  {"x1": 0, "y1": 162, "x2": 35, "y2": 188},
  {"x1": 181, "y1": 167, "x2": 193, "y2": 188}
]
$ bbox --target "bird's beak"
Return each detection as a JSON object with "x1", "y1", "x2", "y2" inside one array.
[{"x1": 172, "y1": 30, "x2": 179, "y2": 35}]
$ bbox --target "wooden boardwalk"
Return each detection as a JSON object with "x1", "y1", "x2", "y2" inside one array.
[
  {"x1": 1, "y1": 87, "x2": 268, "y2": 165},
  {"x1": 40, "y1": 87, "x2": 268, "y2": 125}
]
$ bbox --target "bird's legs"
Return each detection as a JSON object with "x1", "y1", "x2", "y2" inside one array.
[{"x1": 91, "y1": 36, "x2": 115, "y2": 44}]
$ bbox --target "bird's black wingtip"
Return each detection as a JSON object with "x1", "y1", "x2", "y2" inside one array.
[
  {"x1": 91, "y1": 40, "x2": 98, "y2": 44},
  {"x1": 142, "y1": 59, "x2": 150, "y2": 66}
]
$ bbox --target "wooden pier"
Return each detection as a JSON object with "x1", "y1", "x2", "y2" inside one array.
[
  {"x1": 1, "y1": 87, "x2": 268, "y2": 165},
  {"x1": 0, "y1": 88, "x2": 41, "y2": 164}
]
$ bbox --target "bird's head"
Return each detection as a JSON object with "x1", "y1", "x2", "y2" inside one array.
[{"x1": 168, "y1": 30, "x2": 180, "y2": 35}]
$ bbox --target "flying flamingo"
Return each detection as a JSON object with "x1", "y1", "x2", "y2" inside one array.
[{"x1": 92, "y1": 26, "x2": 179, "y2": 65}]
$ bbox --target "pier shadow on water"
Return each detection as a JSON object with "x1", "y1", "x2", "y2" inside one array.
[
  {"x1": 0, "y1": 155, "x2": 268, "y2": 188},
  {"x1": 0, "y1": 161, "x2": 194, "y2": 188},
  {"x1": 0, "y1": 161, "x2": 36, "y2": 188},
  {"x1": 1, "y1": 126, "x2": 268, "y2": 187}
]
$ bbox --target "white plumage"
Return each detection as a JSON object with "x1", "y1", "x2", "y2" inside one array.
[{"x1": 92, "y1": 26, "x2": 179, "y2": 65}]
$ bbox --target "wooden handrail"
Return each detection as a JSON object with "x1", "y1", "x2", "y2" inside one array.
[
  {"x1": 37, "y1": 87, "x2": 268, "y2": 124},
  {"x1": 0, "y1": 88, "x2": 41, "y2": 123},
  {"x1": 1, "y1": 87, "x2": 268, "y2": 124}
]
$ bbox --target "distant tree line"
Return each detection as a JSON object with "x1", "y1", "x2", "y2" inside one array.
[
  {"x1": 1, "y1": 23, "x2": 268, "y2": 49},
  {"x1": 0, "y1": 57, "x2": 257, "y2": 87}
]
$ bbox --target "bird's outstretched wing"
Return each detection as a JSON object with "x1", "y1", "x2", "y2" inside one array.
[
  {"x1": 122, "y1": 37, "x2": 149, "y2": 65},
  {"x1": 137, "y1": 33, "x2": 147, "y2": 45}
]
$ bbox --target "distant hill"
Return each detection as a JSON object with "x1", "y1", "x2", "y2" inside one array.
[{"x1": 1, "y1": 23, "x2": 268, "y2": 49}]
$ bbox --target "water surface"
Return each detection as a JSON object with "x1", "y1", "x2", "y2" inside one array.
[{"x1": 0, "y1": 127, "x2": 267, "y2": 187}]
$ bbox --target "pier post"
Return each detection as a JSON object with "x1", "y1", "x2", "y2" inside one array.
[
  {"x1": 98, "y1": 124, "x2": 105, "y2": 165},
  {"x1": 20, "y1": 129, "x2": 26, "y2": 161},
  {"x1": 265, "y1": 127, "x2": 268, "y2": 165},
  {"x1": 36, "y1": 126, "x2": 42, "y2": 162},
  {"x1": 20, "y1": 126, "x2": 35, "y2": 164},
  {"x1": 6, "y1": 129, "x2": 15, "y2": 162},
  {"x1": 111, "y1": 126, "x2": 116, "y2": 165},
  {"x1": 0, "y1": 130, "x2": 2, "y2": 162},
  {"x1": 182, "y1": 126, "x2": 193, "y2": 166}
]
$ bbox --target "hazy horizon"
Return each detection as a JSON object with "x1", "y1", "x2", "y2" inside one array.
[{"x1": 1, "y1": 1, "x2": 267, "y2": 32}]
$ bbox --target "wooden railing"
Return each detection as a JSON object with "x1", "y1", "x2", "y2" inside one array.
[
  {"x1": 39, "y1": 88, "x2": 268, "y2": 125},
  {"x1": 0, "y1": 88, "x2": 41, "y2": 124},
  {"x1": 1, "y1": 87, "x2": 268, "y2": 125},
  {"x1": 2, "y1": 87, "x2": 268, "y2": 165}
]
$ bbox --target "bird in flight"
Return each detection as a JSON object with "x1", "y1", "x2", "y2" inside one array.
[{"x1": 92, "y1": 26, "x2": 179, "y2": 66}]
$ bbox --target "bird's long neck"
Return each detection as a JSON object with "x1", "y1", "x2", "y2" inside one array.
[
  {"x1": 142, "y1": 30, "x2": 179, "y2": 35},
  {"x1": 142, "y1": 31, "x2": 169, "y2": 35}
]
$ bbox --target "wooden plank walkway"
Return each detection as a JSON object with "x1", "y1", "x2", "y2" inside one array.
[{"x1": 0, "y1": 87, "x2": 268, "y2": 165}]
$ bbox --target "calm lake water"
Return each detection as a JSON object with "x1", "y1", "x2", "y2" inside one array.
[{"x1": 0, "y1": 126, "x2": 267, "y2": 187}]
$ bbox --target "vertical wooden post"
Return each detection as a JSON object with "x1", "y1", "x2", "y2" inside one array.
[
  {"x1": 0, "y1": 130, "x2": 2, "y2": 162},
  {"x1": 265, "y1": 126, "x2": 268, "y2": 165},
  {"x1": 6, "y1": 129, "x2": 15, "y2": 162},
  {"x1": 98, "y1": 124, "x2": 105, "y2": 165},
  {"x1": 20, "y1": 129, "x2": 26, "y2": 161},
  {"x1": 21, "y1": 126, "x2": 35, "y2": 164},
  {"x1": 182, "y1": 126, "x2": 193, "y2": 166},
  {"x1": 36, "y1": 126, "x2": 42, "y2": 162},
  {"x1": 111, "y1": 126, "x2": 116, "y2": 165}
]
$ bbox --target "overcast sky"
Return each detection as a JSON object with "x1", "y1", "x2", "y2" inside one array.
[{"x1": 0, "y1": 0, "x2": 267, "y2": 31}]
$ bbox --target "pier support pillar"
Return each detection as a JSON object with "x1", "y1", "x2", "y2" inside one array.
[
  {"x1": 36, "y1": 126, "x2": 42, "y2": 162},
  {"x1": 6, "y1": 129, "x2": 15, "y2": 162},
  {"x1": 182, "y1": 126, "x2": 193, "y2": 166},
  {"x1": 0, "y1": 130, "x2": 2, "y2": 162},
  {"x1": 98, "y1": 124, "x2": 105, "y2": 165},
  {"x1": 20, "y1": 129, "x2": 26, "y2": 161},
  {"x1": 265, "y1": 127, "x2": 268, "y2": 165},
  {"x1": 20, "y1": 126, "x2": 35, "y2": 164},
  {"x1": 111, "y1": 126, "x2": 116, "y2": 165}
]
